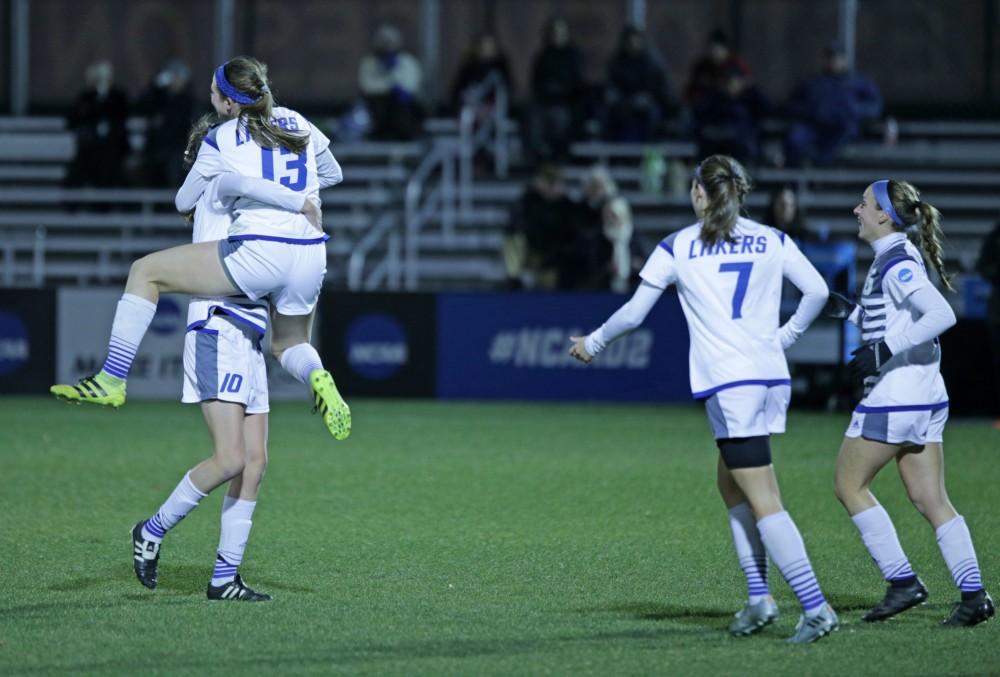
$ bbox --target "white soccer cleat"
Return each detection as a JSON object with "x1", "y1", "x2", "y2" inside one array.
[
  {"x1": 729, "y1": 596, "x2": 779, "y2": 636},
  {"x1": 786, "y1": 603, "x2": 839, "y2": 644}
]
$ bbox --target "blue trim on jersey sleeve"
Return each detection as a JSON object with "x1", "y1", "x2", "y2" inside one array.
[
  {"x1": 202, "y1": 126, "x2": 220, "y2": 150},
  {"x1": 691, "y1": 378, "x2": 792, "y2": 400},
  {"x1": 658, "y1": 231, "x2": 680, "y2": 256},
  {"x1": 227, "y1": 234, "x2": 330, "y2": 244},
  {"x1": 879, "y1": 255, "x2": 917, "y2": 282},
  {"x1": 779, "y1": 231, "x2": 786, "y2": 244},
  {"x1": 855, "y1": 401, "x2": 949, "y2": 414}
]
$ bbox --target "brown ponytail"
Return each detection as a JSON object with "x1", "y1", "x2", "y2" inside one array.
[
  {"x1": 696, "y1": 155, "x2": 752, "y2": 245},
  {"x1": 183, "y1": 113, "x2": 220, "y2": 170},
  {"x1": 222, "y1": 56, "x2": 309, "y2": 154},
  {"x1": 886, "y1": 180, "x2": 953, "y2": 291}
]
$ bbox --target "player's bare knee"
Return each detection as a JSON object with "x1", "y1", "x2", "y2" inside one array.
[{"x1": 213, "y1": 448, "x2": 246, "y2": 480}]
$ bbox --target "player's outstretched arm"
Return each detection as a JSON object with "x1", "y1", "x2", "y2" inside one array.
[{"x1": 569, "y1": 281, "x2": 663, "y2": 363}]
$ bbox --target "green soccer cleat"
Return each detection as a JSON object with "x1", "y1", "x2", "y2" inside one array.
[
  {"x1": 309, "y1": 369, "x2": 351, "y2": 440},
  {"x1": 50, "y1": 372, "x2": 127, "y2": 408}
]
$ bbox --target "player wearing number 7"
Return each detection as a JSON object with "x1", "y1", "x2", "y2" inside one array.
[
  {"x1": 50, "y1": 57, "x2": 350, "y2": 440},
  {"x1": 569, "y1": 155, "x2": 835, "y2": 643}
]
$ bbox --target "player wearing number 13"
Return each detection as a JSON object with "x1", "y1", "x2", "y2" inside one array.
[
  {"x1": 569, "y1": 155, "x2": 837, "y2": 643},
  {"x1": 51, "y1": 56, "x2": 351, "y2": 440}
]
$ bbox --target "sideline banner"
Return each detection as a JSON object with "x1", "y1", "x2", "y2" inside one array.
[
  {"x1": 436, "y1": 292, "x2": 691, "y2": 401},
  {"x1": 56, "y1": 289, "x2": 308, "y2": 401},
  {"x1": 318, "y1": 292, "x2": 437, "y2": 397},
  {"x1": 0, "y1": 289, "x2": 56, "y2": 393}
]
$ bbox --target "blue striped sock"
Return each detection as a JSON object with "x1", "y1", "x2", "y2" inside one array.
[
  {"x1": 141, "y1": 514, "x2": 167, "y2": 543},
  {"x1": 102, "y1": 337, "x2": 139, "y2": 379},
  {"x1": 758, "y1": 511, "x2": 826, "y2": 615},
  {"x1": 851, "y1": 505, "x2": 915, "y2": 582},
  {"x1": 728, "y1": 503, "x2": 769, "y2": 603},
  {"x1": 100, "y1": 294, "x2": 157, "y2": 380},
  {"x1": 140, "y1": 472, "x2": 207, "y2": 544},
  {"x1": 211, "y1": 556, "x2": 239, "y2": 586},
  {"x1": 936, "y1": 516, "x2": 984, "y2": 593},
  {"x1": 279, "y1": 343, "x2": 324, "y2": 385}
]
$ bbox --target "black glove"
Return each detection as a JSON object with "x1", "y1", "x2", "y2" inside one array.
[
  {"x1": 823, "y1": 291, "x2": 856, "y2": 319},
  {"x1": 848, "y1": 340, "x2": 893, "y2": 382}
]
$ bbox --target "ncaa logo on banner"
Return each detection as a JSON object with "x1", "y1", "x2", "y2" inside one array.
[
  {"x1": 0, "y1": 311, "x2": 30, "y2": 376},
  {"x1": 345, "y1": 313, "x2": 409, "y2": 380}
]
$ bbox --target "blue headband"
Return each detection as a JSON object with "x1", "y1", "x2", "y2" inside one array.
[
  {"x1": 214, "y1": 64, "x2": 265, "y2": 105},
  {"x1": 872, "y1": 179, "x2": 904, "y2": 226}
]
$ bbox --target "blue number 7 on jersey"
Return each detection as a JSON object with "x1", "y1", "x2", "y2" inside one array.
[{"x1": 718, "y1": 262, "x2": 753, "y2": 319}]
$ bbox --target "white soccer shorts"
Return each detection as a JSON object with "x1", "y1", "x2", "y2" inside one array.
[
  {"x1": 845, "y1": 404, "x2": 948, "y2": 446},
  {"x1": 218, "y1": 239, "x2": 326, "y2": 315},
  {"x1": 703, "y1": 384, "x2": 790, "y2": 440},
  {"x1": 182, "y1": 315, "x2": 269, "y2": 414}
]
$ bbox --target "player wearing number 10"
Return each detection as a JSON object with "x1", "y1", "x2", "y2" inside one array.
[
  {"x1": 569, "y1": 155, "x2": 836, "y2": 643},
  {"x1": 51, "y1": 56, "x2": 350, "y2": 440}
]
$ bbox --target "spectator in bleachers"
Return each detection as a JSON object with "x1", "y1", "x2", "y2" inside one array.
[
  {"x1": 691, "y1": 62, "x2": 768, "y2": 165},
  {"x1": 764, "y1": 185, "x2": 816, "y2": 243},
  {"x1": 569, "y1": 166, "x2": 636, "y2": 292},
  {"x1": 526, "y1": 17, "x2": 587, "y2": 161},
  {"x1": 135, "y1": 60, "x2": 195, "y2": 187},
  {"x1": 783, "y1": 42, "x2": 882, "y2": 167},
  {"x1": 975, "y1": 219, "x2": 1000, "y2": 428},
  {"x1": 450, "y1": 33, "x2": 511, "y2": 113},
  {"x1": 504, "y1": 163, "x2": 576, "y2": 290},
  {"x1": 602, "y1": 26, "x2": 675, "y2": 143},
  {"x1": 359, "y1": 24, "x2": 424, "y2": 140},
  {"x1": 684, "y1": 29, "x2": 752, "y2": 107},
  {"x1": 65, "y1": 60, "x2": 131, "y2": 187}
]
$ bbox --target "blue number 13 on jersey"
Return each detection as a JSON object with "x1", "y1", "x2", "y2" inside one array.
[
  {"x1": 261, "y1": 147, "x2": 307, "y2": 191},
  {"x1": 718, "y1": 262, "x2": 753, "y2": 319}
]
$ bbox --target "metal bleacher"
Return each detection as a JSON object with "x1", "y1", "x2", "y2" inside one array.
[
  {"x1": 1, "y1": 114, "x2": 999, "y2": 290},
  {"x1": 0, "y1": 116, "x2": 421, "y2": 287}
]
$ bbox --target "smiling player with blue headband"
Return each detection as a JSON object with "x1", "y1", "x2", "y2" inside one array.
[{"x1": 824, "y1": 178, "x2": 994, "y2": 627}]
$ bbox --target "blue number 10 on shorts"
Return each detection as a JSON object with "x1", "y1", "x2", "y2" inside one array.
[{"x1": 182, "y1": 316, "x2": 269, "y2": 414}]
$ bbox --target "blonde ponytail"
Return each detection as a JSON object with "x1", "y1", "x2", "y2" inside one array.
[{"x1": 886, "y1": 180, "x2": 953, "y2": 291}]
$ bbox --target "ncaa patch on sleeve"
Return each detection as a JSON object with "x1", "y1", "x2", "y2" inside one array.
[{"x1": 897, "y1": 268, "x2": 913, "y2": 283}]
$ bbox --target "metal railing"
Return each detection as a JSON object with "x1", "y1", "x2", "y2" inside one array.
[
  {"x1": 347, "y1": 211, "x2": 402, "y2": 290},
  {"x1": 403, "y1": 139, "x2": 460, "y2": 290},
  {"x1": 458, "y1": 71, "x2": 510, "y2": 198}
]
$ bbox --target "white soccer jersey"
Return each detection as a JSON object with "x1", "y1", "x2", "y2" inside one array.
[
  {"x1": 640, "y1": 217, "x2": 825, "y2": 398},
  {"x1": 854, "y1": 233, "x2": 948, "y2": 412},
  {"x1": 186, "y1": 176, "x2": 269, "y2": 337},
  {"x1": 192, "y1": 106, "x2": 330, "y2": 242}
]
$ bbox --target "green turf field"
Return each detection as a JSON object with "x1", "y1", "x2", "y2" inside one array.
[{"x1": 1, "y1": 397, "x2": 997, "y2": 675}]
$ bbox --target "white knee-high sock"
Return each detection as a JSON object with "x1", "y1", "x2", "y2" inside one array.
[
  {"x1": 279, "y1": 343, "x2": 324, "y2": 385},
  {"x1": 142, "y1": 471, "x2": 208, "y2": 543},
  {"x1": 728, "y1": 502, "x2": 769, "y2": 604},
  {"x1": 851, "y1": 505, "x2": 915, "y2": 582},
  {"x1": 936, "y1": 515, "x2": 984, "y2": 593},
  {"x1": 212, "y1": 497, "x2": 257, "y2": 585},
  {"x1": 757, "y1": 511, "x2": 827, "y2": 616},
  {"x1": 101, "y1": 293, "x2": 157, "y2": 379}
]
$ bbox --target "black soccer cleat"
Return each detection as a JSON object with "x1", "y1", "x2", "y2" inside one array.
[
  {"x1": 942, "y1": 589, "x2": 995, "y2": 627},
  {"x1": 206, "y1": 574, "x2": 272, "y2": 602},
  {"x1": 862, "y1": 577, "x2": 928, "y2": 622},
  {"x1": 130, "y1": 520, "x2": 160, "y2": 590}
]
